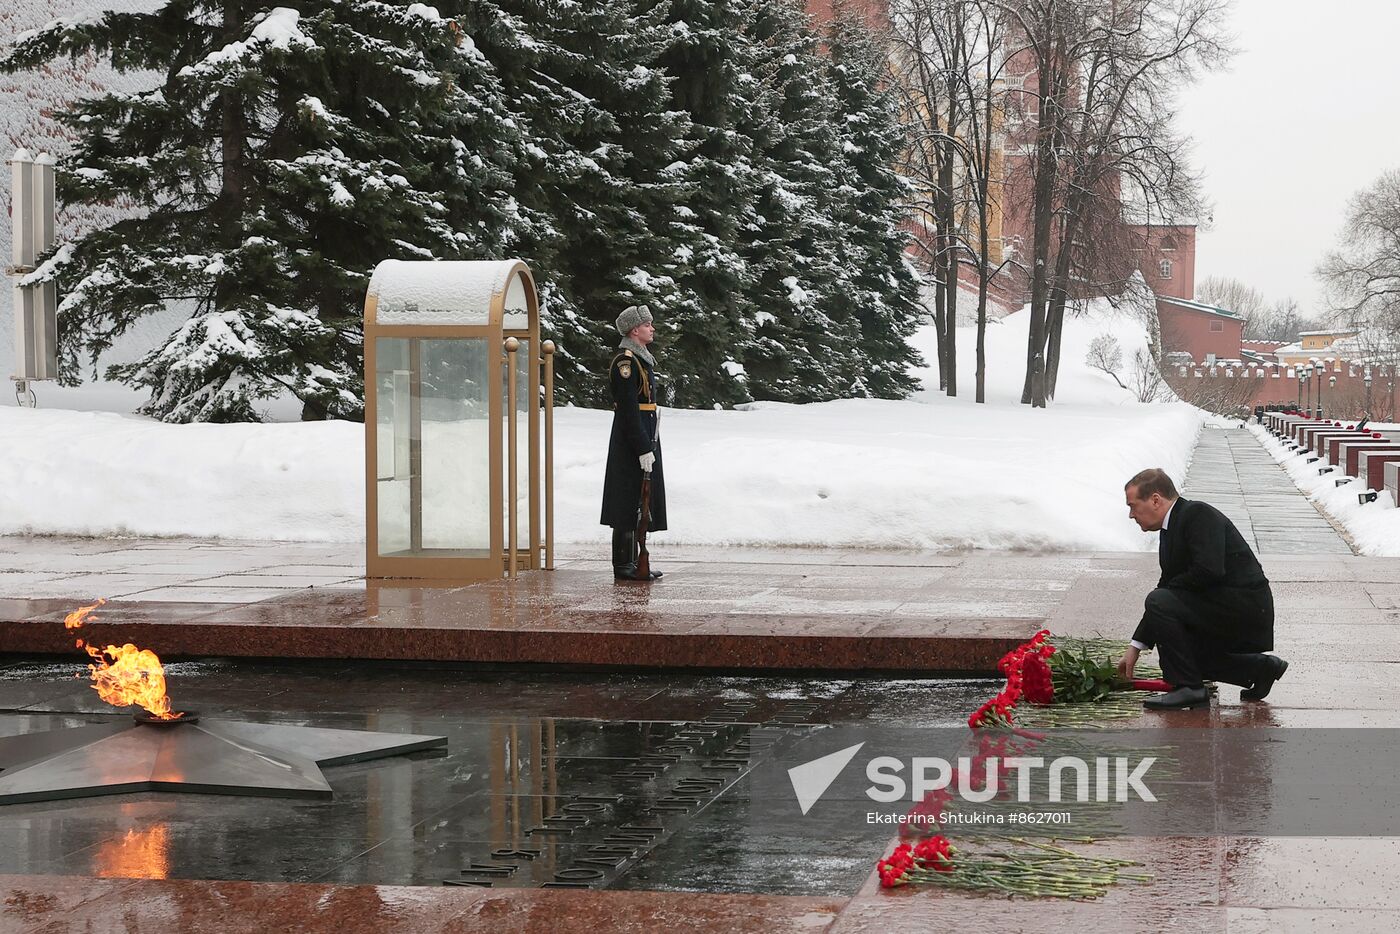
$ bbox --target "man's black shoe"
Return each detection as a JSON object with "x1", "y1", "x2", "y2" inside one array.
[
  {"x1": 1241, "y1": 656, "x2": 1288, "y2": 701},
  {"x1": 1143, "y1": 686, "x2": 1210, "y2": 710}
]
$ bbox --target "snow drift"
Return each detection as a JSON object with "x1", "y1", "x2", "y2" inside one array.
[{"x1": 1, "y1": 301, "x2": 1202, "y2": 550}]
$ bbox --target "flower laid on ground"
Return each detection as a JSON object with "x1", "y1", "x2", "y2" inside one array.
[
  {"x1": 1045, "y1": 639, "x2": 1119, "y2": 703},
  {"x1": 877, "y1": 837, "x2": 1149, "y2": 899},
  {"x1": 969, "y1": 630, "x2": 1055, "y2": 727},
  {"x1": 877, "y1": 842, "x2": 914, "y2": 887},
  {"x1": 878, "y1": 836, "x2": 955, "y2": 887},
  {"x1": 877, "y1": 630, "x2": 1158, "y2": 900},
  {"x1": 912, "y1": 835, "x2": 954, "y2": 871},
  {"x1": 973, "y1": 632, "x2": 1171, "y2": 723}
]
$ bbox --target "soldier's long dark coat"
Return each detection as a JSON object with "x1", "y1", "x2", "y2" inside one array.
[{"x1": 600, "y1": 348, "x2": 667, "y2": 530}]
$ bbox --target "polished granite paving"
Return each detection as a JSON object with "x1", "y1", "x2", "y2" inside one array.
[{"x1": 0, "y1": 655, "x2": 993, "y2": 896}]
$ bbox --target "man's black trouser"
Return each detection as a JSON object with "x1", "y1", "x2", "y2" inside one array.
[{"x1": 1132, "y1": 585, "x2": 1275, "y2": 689}]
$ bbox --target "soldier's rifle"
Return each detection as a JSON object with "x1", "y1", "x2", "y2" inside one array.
[{"x1": 635, "y1": 468, "x2": 652, "y2": 580}]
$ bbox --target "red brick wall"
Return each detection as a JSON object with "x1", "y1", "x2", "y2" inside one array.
[
  {"x1": 1157, "y1": 299, "x2": 1242, "y2": 362},
  {"x1": 1170, "y1": 363, "x2": 1400, "y2": 420},
  {"x1": 1136, "y1": 225, "x2": 1196, "y2": 300}
]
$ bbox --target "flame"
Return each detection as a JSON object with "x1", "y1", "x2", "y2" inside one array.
[
  {"x1": 94, "y1": 824, "x2": 170, "y2": 880},
  {"x1": 65, "y1": 598, "x2": 105, "y2": 630},
  {"x1": 65, "y1": 599, "x2": 183, "y2": 721}
]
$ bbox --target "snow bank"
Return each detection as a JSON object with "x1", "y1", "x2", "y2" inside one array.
[
  {"x1": 1250, "y1": 423, "x2": 1400, "y2": 556},
  {"x1": 0, "y1": 408, "x2": 362, "y2": 541},
  {"x1": 0, "y1": 302, "x2": 1203, "y2": 549}
]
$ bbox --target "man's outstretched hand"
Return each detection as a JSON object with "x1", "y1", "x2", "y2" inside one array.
[{"x1": 1116, "y1": 644, "x2": 1141, "y2": 684}]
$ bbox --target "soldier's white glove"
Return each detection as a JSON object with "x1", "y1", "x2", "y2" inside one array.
[{"x1": 639, "y1": 452, "x2": 655, "y2": 473}]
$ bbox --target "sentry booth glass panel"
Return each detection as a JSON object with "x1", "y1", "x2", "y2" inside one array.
[{"x1": 374, "y1": 337, "x2": 492, "y2": 559}]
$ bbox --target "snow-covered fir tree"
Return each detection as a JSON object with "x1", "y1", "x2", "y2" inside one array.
[
  {"x1": 731, "y1": 0, "x2": 859, "y2": 402},
  {"x1": 3, "y1": 2, "x2": 523, "y2": 421},
  {"x1": 457, "y1": 0, "x2": 698, "y2": 406},
  {"x1": 4, "y1": 0, "x2": 924, "y2": 418},
  {"x1": 823, "y1": 13, "x2": 926, "y2": 398},
  {"x1": 644, "y1": 0, "x2": 760, "y2": 407}
]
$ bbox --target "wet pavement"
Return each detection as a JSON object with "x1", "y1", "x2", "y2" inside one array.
[
  {"x1": 1184, "y1": 426, "x2": 1352, "y2": 555},
  {"x1": 0, "y1": 538, "x2": 1056, "y2": 671},
  {"x1": 0, "y1": 656, "x2": 992, "y2": 896},
  {"x1": 3, "y1": 427, "x2": 1400, "y2": 930}
]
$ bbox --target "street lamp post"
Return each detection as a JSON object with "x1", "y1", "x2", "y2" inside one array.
[
  {"x1": 1305, "y1": 365, "x2": 1313, "y2": 414},
  {"x1": 1327, "y1": 374, "x2": 1336, "y2": 418},
  {"x1": 1314, "y1": 359, "x2": 1326, "y2": 418},
  {"x1": 1365, "y1": 366, "x2": 1373, "y2": 417},
  {"x1": 1309, "y1": 357, "x2": 1321, "y2": 416},
  {"x1": 1297, "y1": 368, "x2": 1305, "y2": 409}
]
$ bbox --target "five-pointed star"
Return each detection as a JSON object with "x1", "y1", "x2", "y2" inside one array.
[{"x1": 0, "y1": 719, "x2": 447, "y2": 805}]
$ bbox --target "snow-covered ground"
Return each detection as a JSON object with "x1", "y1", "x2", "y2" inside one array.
[
  {"x1": 0, "y1": 301, "x2": 1204, "y2": 550},
  {"x1": 1250, "y1": 423, "x2": 1400, "y2": 556}
]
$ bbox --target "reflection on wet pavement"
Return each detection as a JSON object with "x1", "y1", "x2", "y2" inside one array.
[{"x1": 0, "y1": 657, "x2": 993, "y2": 896}]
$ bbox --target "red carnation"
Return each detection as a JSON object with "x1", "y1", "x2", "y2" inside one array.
[
  {"x1": 912, "y1": 835, "x2": 954, "y2": 872},
  {"x1": 1022, "y1": 652, "x2": 1054, "y2": 704}
]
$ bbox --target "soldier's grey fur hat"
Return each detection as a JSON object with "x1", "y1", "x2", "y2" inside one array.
[{"x1": 615, "y1": 304, "x2": 653, "y2": 335}]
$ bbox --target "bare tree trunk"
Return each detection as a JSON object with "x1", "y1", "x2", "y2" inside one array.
[
  {"x1": 1044, "y1": 194, "x2": 1084, "y2": 400},
  {"x1": 933, "y1": 264, "x2": 948, "y2": 390},
  {"x1": 938, "y1": 135, "x2": 959, "y2": 397},
  {"x1": 972, "y1": 0, "x2": 1002, "y2": 404},
  {"x1": 976, "y1": 168, "x2": 990, "y2": 404},
  {"x1": 1021, "y1": 23, "x2": 1066, "y2": 407}
]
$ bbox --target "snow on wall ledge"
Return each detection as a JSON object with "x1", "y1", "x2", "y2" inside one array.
[{"x1": 0, "y1": 304, "x2": 1204, "y2": 550}]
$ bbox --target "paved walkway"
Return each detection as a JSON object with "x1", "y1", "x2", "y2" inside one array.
[{"x1": 1183, "y1": 426, "x2": 1352, "y2": 555}]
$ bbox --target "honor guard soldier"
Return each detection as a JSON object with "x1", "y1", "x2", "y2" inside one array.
[{"x1": 600, "y1": 304, "x2": 666, "y2": 580}]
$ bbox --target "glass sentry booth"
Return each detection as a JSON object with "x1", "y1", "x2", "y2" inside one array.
[{"x1": 364, "y1": 260, "x2": 555, "y2": 580}]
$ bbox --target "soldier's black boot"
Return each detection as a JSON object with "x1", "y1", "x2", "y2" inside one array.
[
  {"x1": 612, "y1": 528, "x2": 639, "y2": 580},
  {"x1": 612, "y1": 529, "x2": 661, "y2": 581}
]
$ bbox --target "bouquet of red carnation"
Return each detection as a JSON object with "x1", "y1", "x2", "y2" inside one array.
[
  {"x1": 968, "y1": 631, "x2": 1054, "y2": 727},
  {"x1": 970, "y1": 632, "x2": 1170, "y2": 728},
  {"x1": 877, "y1": 835, "x2": 954, "y2": 887}
]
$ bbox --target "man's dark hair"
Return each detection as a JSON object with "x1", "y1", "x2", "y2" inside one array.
[{"x1": 1125, "y1": 468, "x2": 1178, "y2": 501}]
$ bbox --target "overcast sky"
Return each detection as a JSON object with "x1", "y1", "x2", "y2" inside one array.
[{"x1": 1176, "y1": 0, "x2": 1400, "y2": 313}]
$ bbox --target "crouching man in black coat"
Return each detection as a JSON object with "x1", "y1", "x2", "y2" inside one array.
[
  {"x1": 600, "y1": 304, "x2": 666, "y2": 581},
  {"x1": 1118, "y1": 468, "x2": 1289, "y2": 709}
]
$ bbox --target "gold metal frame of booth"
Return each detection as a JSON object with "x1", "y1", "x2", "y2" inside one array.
[{"x1": 363, "y1": 261, "x2": 555, "y2": 581}]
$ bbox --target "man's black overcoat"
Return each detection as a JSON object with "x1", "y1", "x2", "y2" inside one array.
[
  {"x1": 600, "y1": 349, "x2": 667, "y2": 530},
  {"x1": 1141, "y1": 497, "x2": 1273, "y2": 649}
]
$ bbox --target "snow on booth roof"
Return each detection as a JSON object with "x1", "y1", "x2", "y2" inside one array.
[{"x1": 367, "y1": 259, "x2": 523, "y2": 327}]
